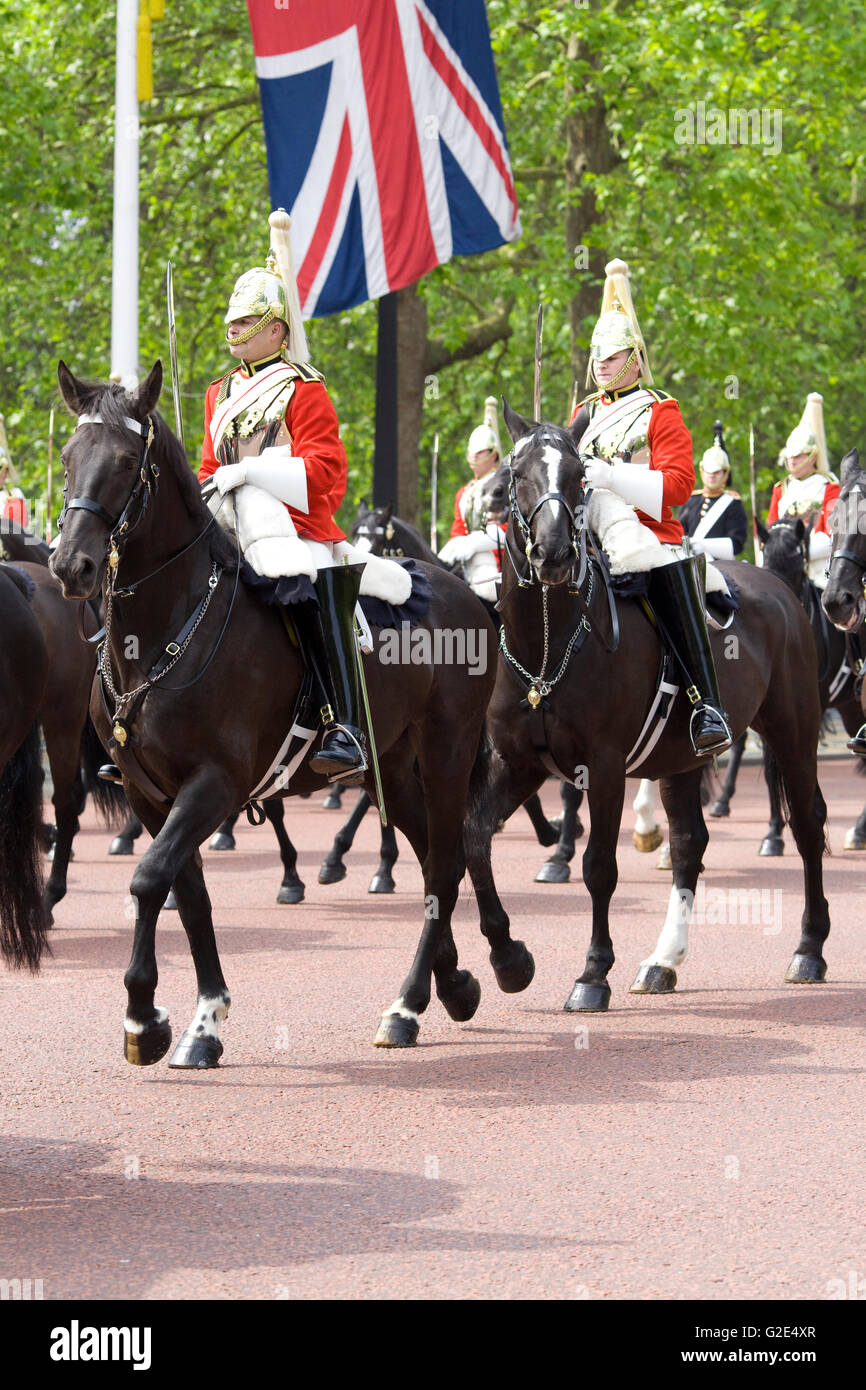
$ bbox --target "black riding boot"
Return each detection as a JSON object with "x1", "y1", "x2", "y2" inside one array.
[
  {"x1": 98, "y1": 763, "x2": 123, "y2": 784},
  {"x1": 648, "y1": 556, "x2": 733, "y2": 757},
  {"x1": 297, "y1": 564, "x2": 368, "y2": 786}
]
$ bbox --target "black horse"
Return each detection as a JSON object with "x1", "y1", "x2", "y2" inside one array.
[
  {"x1": 464, "y1": 403, "x2": 831, "y2": 1010},
  {"x1": 0, "y1": 564, "x2": 51, "y2": 970},
  {"x1": 350, "y1": 497, "x2": 581, "y2": 880},
  {"x1": 822, "y1": 449, "x2": 866, "y2": 735},
  {"x1": 50, "y1": 360, "x2": 504, "y2": 1059},
  {"x1": 750, "y1": 513, "x2": 866, "y2": 853}
]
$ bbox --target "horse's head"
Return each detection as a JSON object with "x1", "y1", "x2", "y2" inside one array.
[
  {"x1": 760, "y1": 517, "x2": 809, "y2": 599},
  {"x1": 49, "y1": 360, "x2": 164, "y2": 599},
  {"x1": 823, "y1": 447, "x2": 866, "y2": 631},
  {"x1": 478, "y1": 462, "x2": 509, "y2": 525},
  {"x1": 502, "y1": 399, "x2": 584, "y2": 586},
  {"x1": 352, "y1": 497, "x2": 394, "y2": 554}
]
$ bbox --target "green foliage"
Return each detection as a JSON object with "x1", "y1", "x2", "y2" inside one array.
[{"x1": 2, "y1": 0, "x2": 865, "y2": 549}]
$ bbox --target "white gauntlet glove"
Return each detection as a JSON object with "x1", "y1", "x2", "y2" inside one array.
[
  {"x1": 583, "y1": 458, "x2": 664, "y2": 522},
  {"x1": 690, "y1": 536, "x2": 734, "y2": 560},
  {"x1": 214, "y1": 461, "x2": 247, "y2": 496},
  {"x1": 243, "y1": 446, "x2": 309, "y2": 512}
]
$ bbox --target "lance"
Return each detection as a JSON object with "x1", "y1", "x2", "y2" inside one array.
[
  {"x1": 534, "y1": 303, "x2": 544, "y2": 422},
  {"x1": 47, "y1": 407, "x2": 54, "y2": 543},
  {"x1": 430, "y1": 431, "x2": 439, "y2": 552},
  {"x1": 166, "y1": 260, "x2": 185, "y2": 451},
  {"x1": 749, "y1": 422, "x2": 759, "y2": 554}
]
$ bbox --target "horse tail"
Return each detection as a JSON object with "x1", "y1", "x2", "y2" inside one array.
[
  {"x1": 0, "y1": 721, "x2": 50, "y2": 971},
  {"x1": 80, "y1": 715, "x2": 128, "y2": 827}
]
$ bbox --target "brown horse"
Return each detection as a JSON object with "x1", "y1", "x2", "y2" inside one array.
[
  {"x1": 49, "y1": 360, "x2": 503, "y2": 1062},
  {"x1": 0, "y1": 565, "x2": 50, "y2": 970},
  {"x1": 464, "y1": 403, "x2": 831, "y2": 1009}
]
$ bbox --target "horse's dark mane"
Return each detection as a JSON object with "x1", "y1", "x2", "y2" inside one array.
[{"x1": 71, "y1": 381, "x2": 239, "y2": 572}]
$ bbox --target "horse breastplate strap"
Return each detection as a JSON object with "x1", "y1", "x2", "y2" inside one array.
[{"x1": 582, "y1": 399, "x2": 652, "y2": 466}]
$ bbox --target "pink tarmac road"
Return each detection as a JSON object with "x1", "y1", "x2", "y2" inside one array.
[{"x1": 1, "y1": 759, "x2": 864, "y2": 1302}]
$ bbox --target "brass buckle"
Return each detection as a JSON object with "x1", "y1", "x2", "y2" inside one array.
[
  {"x1": 320, "y1": 703, "x2": 335, "y2": 725},
  {"x1": 686, "y1": 684, "x2": 701, "y2": 706},
  {"x1": 165, "y1": 641, "x2": 181, "y2": 657}
]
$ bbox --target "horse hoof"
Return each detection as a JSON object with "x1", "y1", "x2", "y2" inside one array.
[
  {"x1": 633, "y1": 826, "x2": 663, "y2": 853},
  {"x1": 163, "y1": 890, "x2": 178, "y2": 911},
  {"x1": 759, "y1": 836, "x2": 784, "y2": 857},
  {"x1": 709, "y1": 800, "x2": 730, "y2": 818},
  {"x1": 491, "y1": 940, "x2": 536, "y2": 994},
  {"x1": 563, "y1": 981, "x2": 611, "y2": 1012},
  {"x1": 784, "y1": 953, "x2": 827, "y2": 984},
  {"x1": 208, "y1": 832, "x2": 235, "y2": 852},
  {"x1": 323, "y1": 788, "x2": 343, "y2": 810},
  {"x1": 373, "y1": 1013, "x2": 419, "y2": 1047},
  {"x1": 437, "y1": 970, "x2": 481, "y2": 1022},
  {"x1": 629, "y1": 963, "x2": 677, "y2": 994},
  {"x1": 109, "y1": 835, "x2": 134, "y2": 855},
  {"x1": 368, "y1": 872, "x2": 395, "y2": 894},
  {"x1": 535, "y1": 859, "x2": 570, "y2": 883},
  {"x1": 124, "y1": 1018, "x2": 173, "y2": 1067},
  {"x1": 277, "y1": 883, "x2": 305, "y2": 905},
  {"x1": 318, "y1": 862, "x2": 347, "y2": 885},
  {"x1": 168, "y1": 1030, "x2": 224, "y2": 1069},
  {"x1": 657, "y1": 843, "x2": 671, "y2": 870},
  {"x1": 843, "y1": 828, "x2": 866, "y2": 851}
]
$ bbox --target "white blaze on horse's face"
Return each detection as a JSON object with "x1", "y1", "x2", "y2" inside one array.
[{"x1": 542, "y1": 443, "x2": 563, "y2": 520}]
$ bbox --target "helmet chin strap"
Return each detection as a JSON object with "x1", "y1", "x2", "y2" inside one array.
[
  {"x1": 225, "y1": 308, "x2": 279, "y2": 348},
  {"x1": 592, "y1": 347, "x2": 639, "y2": 392}
]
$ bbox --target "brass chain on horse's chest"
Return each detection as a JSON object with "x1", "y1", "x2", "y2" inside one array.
[
  {"x1": 100, "y1": 562, "x2": 220, "y2": 745},
  {"x1": 499, "y1": 584, "x2": 591, "y2": 707}
]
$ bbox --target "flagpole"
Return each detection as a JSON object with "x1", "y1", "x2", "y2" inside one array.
[
  {"x1": 111, "y1": 0, "x2": 139, "y2": 387},
  {"x1": 372, "y1": 292, "x2": 399, "y2": 511}
]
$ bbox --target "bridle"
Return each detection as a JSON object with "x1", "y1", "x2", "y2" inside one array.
[
  {"x1": 58, "y1": 407, "x2": 241, "y2": 730},
  {"x1": 504, "y1": 430, "x2": 585, "y2": 592},
  {"x1": 59, "y1": 412, "x2": 159, "y2": 571},
  {"x1": 502, "y1": 425, "x2": 619, "y2": 652},
  {"x1": 826, "y1": 482, "x2": 866, "y2": 586}
]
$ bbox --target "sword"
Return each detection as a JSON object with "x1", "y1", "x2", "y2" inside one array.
[
  {"x1": 430, "y1": 431, "x2": 439, "y2": 552},
  {"x1": 534, "y1": 303, "x2": 544, "y2": 422},
  {"x1": 353, "y1": 616, "x2": 387, "y2": 826},
  {"x1": 749, "y1": 422, "x2": 758, "y2": 551},
  {"x1": 166, "y1": 260, "x2": 185, "y2": 451}
]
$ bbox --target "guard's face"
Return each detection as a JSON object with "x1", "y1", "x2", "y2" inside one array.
[
  {"x1": 469, "y1": 448, "x2": 497, "y2": 478},
  {"x1": 593, "y1": 350, "x2": 641, "y2": 392},
  {"x1": 701, "y1": 467, "x2": 725, "y2": 495},
  {"x1": 226, "y1": 316, "x2": 286, "y2": 364},
  {"x1": 786, "y1": 451, "x2": 816, "y2": 481}
]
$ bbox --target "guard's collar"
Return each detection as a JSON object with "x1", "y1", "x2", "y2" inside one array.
[
  {"x1": 239, "y1": 352, "x2": 285, "y2": 378},
  {"x1": 601, "y1": 382, "x2": 643, "y2": 405}
]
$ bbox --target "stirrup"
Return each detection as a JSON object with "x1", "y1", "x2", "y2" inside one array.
[
  {"x1": 98, "y1": 762, "x2": 123, "y2": 785},
  {"x1": 846, "y1": 724, "x2": 866, "y2": 758},
  {"x1": 310, "y1": 725, "x2": 368, "y2": 785},
  {"x1": 689, "y1": 706, "x2": 732, "y2": 758}
]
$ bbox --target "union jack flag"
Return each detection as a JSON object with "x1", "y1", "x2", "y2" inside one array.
[{"x1": 245, "y1": 1, "x2": 521, "y2": 319}]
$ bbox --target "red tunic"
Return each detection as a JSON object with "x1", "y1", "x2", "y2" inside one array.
[
  {"x1": 1, "y1": 495, "x2": 28, "y2": 528},
  {"x1": 767, "y1": 478, "x2": 839, "y2": 533},
  {"x1": 570, "y1": 394, "x2": 694, "y2": 544},
  {"x1": 199, "y1": 372, "x2": 347, "y2": 543}
]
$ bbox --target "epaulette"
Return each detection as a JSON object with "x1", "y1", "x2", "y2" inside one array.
[
  {"x1": 644, "y1": 388, "x2": 674, "y2": 403},
  {"x1": 288, "y1": 360, "x2": 325, "y2": 384},
  {"x1": 727, "y1": 489, "x2": 741, "y2": 498}
]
